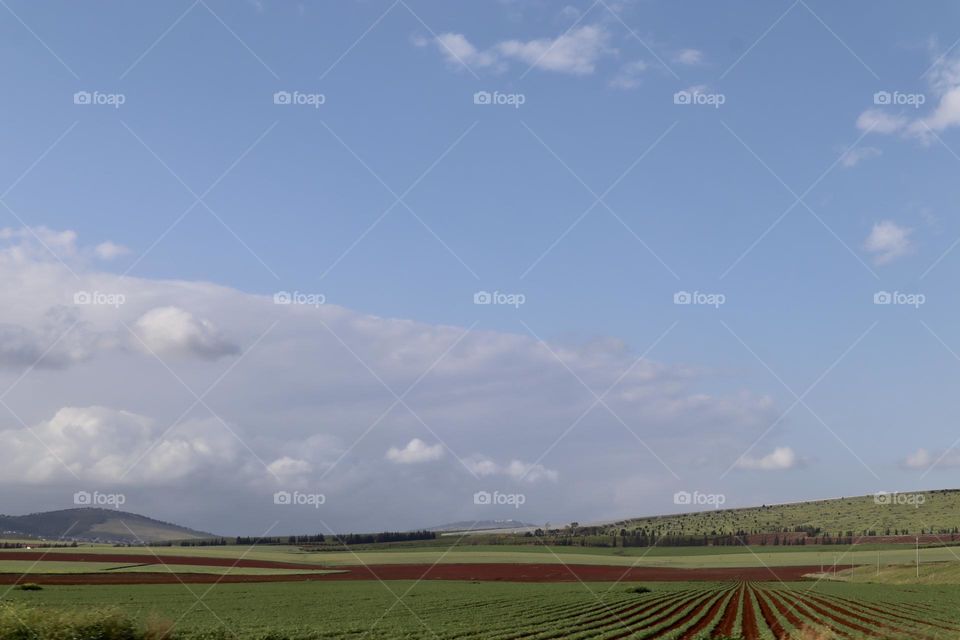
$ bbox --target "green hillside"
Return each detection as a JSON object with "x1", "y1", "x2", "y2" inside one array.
[
  {"x1": 613, "y1": 489, "x2": 960, "y2": 539},
  {"x1": 0, "y1": 508, "x2": 213, "y2": 543}
]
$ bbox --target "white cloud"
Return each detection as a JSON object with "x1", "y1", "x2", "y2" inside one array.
[
  {"x1": 863, "y1": 220, "x2": 914, "y2": 265},
  {"x1": 267, "y1": 456, "x2": 313, "y2": 479},
  {"x1": 133, "y1": 306, "x2": 239, "y2": 360},
  {"x1": 839, "y1": 146, "x2": 881, "y2": 168},
  {"x1": 735, "y1": 446, "x2": 800, "y2": 471},
  {"x1": 0, "y1": 406, "x2": 250, "y2": 484},
  {"x1": 465, "y1": 455, "x2": 559, "y2": 483},
  {"x1": 496, "y1": 25, "x2": 611, "y2": 75},
  {"x1": 856, "y1": 110, "x2": 908, "y2": 135},
  {"x1": 673, "y1": 48, "x2": 703, "y2": 65},
  {"x1": 433, "y1": 33, "x2": 501, "y2": 70},
  {"x1": 426, "y1": 25, "x2": 612, "y2": 76},
  {"x1": 856, "y1": 50, "x2": 960, "y2": 141},
  {"x1": 386, "y1": 438, "x2": 445, "y2": 464},
  {"x1": 94, "y1": 241, "x2": 130, "y2": 261}
]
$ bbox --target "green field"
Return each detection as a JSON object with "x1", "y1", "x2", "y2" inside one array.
[
  {"x1": 0, "y1": 560, "x2": 342, "y2": 576},
  {"x1": 8, "y1": 542, "x2": 960, "y2": 571},
  {"x1": 4, "y1": 579, "x2": 960, "y2": 639}
]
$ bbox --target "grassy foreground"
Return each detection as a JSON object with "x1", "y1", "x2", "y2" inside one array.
[{"x1": 4, "y1": 580, "x2": 960, "y2": 639}]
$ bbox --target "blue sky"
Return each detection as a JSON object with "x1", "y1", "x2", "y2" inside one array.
[{"x1": 2, "y1": 1, "x2": 960, "y2": 534}]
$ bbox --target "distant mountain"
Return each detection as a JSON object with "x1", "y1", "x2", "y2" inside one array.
[
  {"x1": 430, "y1": 520, "x2": 537, "y2": 533},
  {"x1": 0, "y1": 508, "x2": 214, "y2": 543}
]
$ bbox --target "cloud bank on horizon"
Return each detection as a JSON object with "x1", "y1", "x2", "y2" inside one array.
[{"x1": 0, "y1": 228, "x2": 783, "y2": 532}]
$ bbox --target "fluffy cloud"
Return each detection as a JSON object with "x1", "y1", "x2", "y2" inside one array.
[
  {"x1": 93, "y1": 241, "x2": 130, "y2": 261},
  {"x1": 735, "y1": 447, "x2": 800, "y2": 471},
  {"x1": 133, "y1": 307, "x2": 239, "y2": 360},
  {"x1": 863, "y1": 220, "x2": 914, "y2": 265},
  {"x1": 856, "y1": 50, "x2": 960, "y2": 141},
  {"x1": 425, "y1": 25, "x2": 612, "y2": 75},
  {"x1": 465, "y1": 456, "x2": 558, "y2": 483},
  {"x1": 386, "y1": 438, "x2": 445, "y2": 464},
  {"x1": 496, "y1": 25, "x2": 611, "y2": 75},
  {"x1": 432, "y1": 33, "x2": 501, "y2": 70},
  {"x1": 0, "y1": 406, "x2": 237, "y2": 484}
]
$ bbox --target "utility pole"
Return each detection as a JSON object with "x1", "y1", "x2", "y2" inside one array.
[{"x1": 916, "y1": 536, "x2": 920, "y2": 578}]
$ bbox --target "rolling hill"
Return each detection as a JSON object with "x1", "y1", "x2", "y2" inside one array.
[
  {"x1": 0, "y1": 508, "x2": 214, "y2": 543},
  {"x1": 612, "y1": 489, "x2": 960, "y2": 540}
]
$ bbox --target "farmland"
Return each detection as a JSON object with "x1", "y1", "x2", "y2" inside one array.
[
  {"x1": 2, "y1": 541, "x2": 960, "y2": 637},
  {"x1": 5, "y1": 578, "x2": 960, "y2": 639}
]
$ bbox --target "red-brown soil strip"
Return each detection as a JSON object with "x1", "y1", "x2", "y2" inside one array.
[
  {"x1": 740, "y1": 584, "x2": 761, "y2": 640},
  {"x1": 712, "y1": 583, "x2": 744, "y2": 639},
  {"x1": 677, "y1": 586, "x2": 736, "y2": 640}
]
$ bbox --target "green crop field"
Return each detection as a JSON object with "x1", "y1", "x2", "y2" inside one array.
[
  {"x1": 10, "y1": 541, "x2": 960, "y2": 571},
  {"x1": 4, "y1": 579, "x2": 960, "y2": 639}
]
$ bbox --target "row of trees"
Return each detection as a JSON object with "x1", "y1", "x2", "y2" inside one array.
[{"x1": 0, "y1": 541, "x2": 78, "y2": 549}]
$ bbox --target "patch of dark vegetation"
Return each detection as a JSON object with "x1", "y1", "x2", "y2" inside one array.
[{"x1": 625, "y1": 585, "x2": 651, "y2": 594}]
